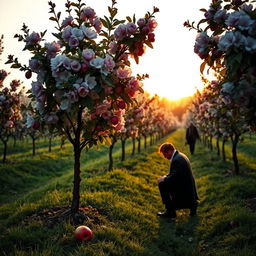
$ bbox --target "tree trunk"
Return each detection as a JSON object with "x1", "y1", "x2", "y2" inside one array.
[
  {"x1": 132, "y1": 138, "x2": 135, "y2": 155},
  {"x1": 108, "y1": 140, "x2": 116, "y2": 171},
  {"x1": 222, "y1": 139, "x2": 226, "y2": 162},
  {"x1": 2, "y1": 140, "x2": 7, "y2": 163},
  {"x1": 32, "y1": 137, "x2": 36, "y2": 156},
  {"x1": 209, "y1": 136, "x2": 213, "y2": 151},
  {"x1": 71, "y1": 144, "x2": 82, "y2": 214},
  {"x1": 70, "y1": 107, "x2": 83, "y2": 216},
  {"x1": 137, "y1": 137, "x2": 141, "y2": 153},
  {"x1": 231, "y1": 134, "x2": 240, "y2": 175},
  {"x1": 121, "y1": 139, "x2": 126, "y2": 161},
  {"x1": 13, "y1": 136, "x2": 17, "y2": 147},
  {"x1": 216, "y1": 137, "x2": 220, "y2": 156},
  {"x1": 49, "y1": 136, "x2": 52, "y2": 152},
  {"x1": 60, "y1": 137, "x2": 65, "y2": 149},
  {"x1": 144, "y1": 135, "x2": 147, "y2": 149}
]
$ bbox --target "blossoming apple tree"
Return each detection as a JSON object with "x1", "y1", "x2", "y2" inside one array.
[
  {"x1": 0, "y1": 36, "x2": 24, "y2": 163},
  {"x1": 185, "y1": 0, "x2": 256, "y2": 173},
  {"x1": 0, "y1": 77, "x2": 24, "y2": 163},
  {"x1": 6, "y1": 0, "x2": 159, "y2": 216},
  {"x1": 185, "y1": 0, "x2": 256, "y2": 130},
  {"x1": 191, "y1": 77, "x2": 248, "y2": 174}
]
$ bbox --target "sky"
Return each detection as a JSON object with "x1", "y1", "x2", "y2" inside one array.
[{"x1": 0, "y1": 0, "x2": 209, "y2": 100}]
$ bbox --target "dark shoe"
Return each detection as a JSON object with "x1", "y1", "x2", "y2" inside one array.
[
  {"x1": 190, "y1": 203, "x2": 198, "y2": 216},
  {"x1": 157, "y1": 211, "x2": 176, "y2": 219}
]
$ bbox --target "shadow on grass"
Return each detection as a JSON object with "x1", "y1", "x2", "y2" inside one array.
[{"x1": 144, "y1": 213, "x2": 200, "y2": 256}]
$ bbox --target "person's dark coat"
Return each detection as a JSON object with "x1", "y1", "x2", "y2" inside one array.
[
  {"x1": 186, "y1": 124, "x2": 200, "y2": 144},
  {"x1": 186, "y1": 124, "x2": 200, "y2": 154},
  {"x1": 164, "y1": 151, "x2": 199, "y2": 209}
]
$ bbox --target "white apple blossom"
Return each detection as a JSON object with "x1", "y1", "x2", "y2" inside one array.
[
  {"x1": 225, "y1": 11, "x2": 240, "y2": 27},
  {"x1": 72, "y1": 28, "x2": 84, "y2": 40},
  {"x1": 0, "y1": 95, "x2": 6, "y2": 102},
  {"x1": 214, "y1": 9, "x2": 228, "y2": 24},
  {"x1": 233, "y1": 31, "x2": 247, "y2": 48},
  {"x1": 60, "y1": 99, "x2": 70, "y2": 110},
  {"x1": 237, "y1": 11, "x2": 253, "y2": 31},
  {"x1": 218, "y1": 31, "x2": 236, "y2": 52},
  {"x1": 84, "y1": 74, "x2": 97, "y2": 89},
  {"x1": 51, "y1": 55, "x2": 68, "y2": 72},
  {"x1": 245, "y1": 36, "x2": 256, "y2": 52},
  {"x1": 81, "y1": 26, "x2": 97, "y2": 39},
  {"x1": 221, "y1": 82, "x2": 234, "y2": 94},
  {"x1": 90, "y1": 57, "x2": 104, "y2": 69},
  {"x1": 31, "y1": 81, "x2": 44, "y2": 97},
  {"x1": 25, "y1": 114, "x2": 34, "y2": 128},
  {"x1": 82, "y1": 49, "x2": 95, "y2": 61}
]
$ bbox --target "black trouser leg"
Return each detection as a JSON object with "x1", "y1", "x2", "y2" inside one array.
[
  {"x1": 158, "y1": 181, "x2": 176, "y2": 216},
  {"x1": 189, "y1": 142, "x2": 195, "y2": 154}
]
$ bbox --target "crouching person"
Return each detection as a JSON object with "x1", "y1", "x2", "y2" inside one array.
[{"x1": 157, "y1": 142, "x2": 199, "y2": 219}]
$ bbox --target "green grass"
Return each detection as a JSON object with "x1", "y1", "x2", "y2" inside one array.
[{"x1": 0, "y1": 130, "x2": 256, "y2": 256}]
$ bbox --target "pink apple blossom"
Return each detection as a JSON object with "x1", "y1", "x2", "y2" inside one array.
[
  {"x1": 0, "y1": 70, "x2": 8, "y2": 85},
  {"x1": 81, "y1": 7, "x2": 96, "y2": 21},
  {"x1": 82, "y1": 49, "x2": 95, "y2": 61},
  {"x1": 77, "y1": 86, "x2": 89, "y2": 97},
  {"x1": 107, "y1": 41, "x2": 118, "y2": 54},
  {"x1": 93, "y1": 18, "x2": 103, "y2": 33},
  {"x1": 137, "y1": 18, "x2": 146, "y2": 28},
  {"x1": 62, "y1": 16, "x2": 73, "y2": 27},
  {"x1": 116, "y1": 67, "x2": 132, "y2": 79},
  {"x1": 45, "y1": 41, "x2": 61, "y2": 58},
  {"x1": 104, "y1": 55, "x2": 115, "y2": 71},
  {"x1": 62, "y1": 25, "x2": 72, "y2": 41},
  {"x1": 126, "y1": 22, "x2": 137, "y2": 35},
  {"x1": 114, "y1": 24, "x2": 127, "y2": 41},
  {"x1": 69, "y1": 35, "x2": 79, "y2": 48},
  {"x1": 71, "y1": 60, "x2": 81, "y2": 72},
  {"x1": 26, "y1": 32, "x2": 41, "y2": 46}
]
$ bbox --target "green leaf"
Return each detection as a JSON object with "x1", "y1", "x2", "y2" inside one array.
[
  {"x1": 113, "y1": 20, "x2": 125, "y2": 26},
  {"x1": 103, "y1": 136, "x2": 112, "y2": 146},
  {"x1": 126, "y1": 16, "x2": 132, "y2": 22},
  {"x1": 197, "y1": 19, "x2": 207, "y2": 29},
  {"x1": 133, "y1": 14, "x2": 136, "y2": 23},
  {"x1": 213, "y1": 28, "x2": 224, "y2": 36},
  {"x1": 134, "y1": 54, "x2": 139, "y2": 64},
  {"x1": 138, "y1": 87, "x2": 144, "y2": 93},
  {"x1": 111, "y1": 8, "x2": 117, "y2": 17},
  {"x1": 200, "y1": 61, "x2": 207, "y2": 74},
  {"x1": 104, "y1": 16, "x2": 111, "y2": 28},
  {"x1": 99, "y1": 31, "x2": 109, "y2": 38},
  {"x1": 10, "y1": 64, "x2": 20, "y2": 69},
  {"x1": 101, "y1": 75, "x2": 115, "y2": 87},
  {"x1": 100, "y1": 18, "x2": 108, "y2": 29},
  {"x1": 52, "y1": 32, "x2": 62, "y2": 40},
  {"x1": 224, "y1": 4, "x2": 232, "y2": 10},
  {"x1": 144, "y1": 40, "x2": 153, "y2": 49},
  {"x1": 49, "y1": 17, "x2": 57, "y2": 22}
]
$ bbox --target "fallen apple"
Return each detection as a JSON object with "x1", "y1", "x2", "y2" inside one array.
[{"x1": 74, "y1": 225, "x2": 93, "y2": 241}]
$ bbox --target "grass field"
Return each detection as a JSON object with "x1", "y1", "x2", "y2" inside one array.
[{"x1": 0, "y1": 129, "x2": 256, "y2": 256}]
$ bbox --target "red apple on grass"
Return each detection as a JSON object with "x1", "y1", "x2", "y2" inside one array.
[{"x1": 74, "y1": 225, "x2": 93, "y2": 241}]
